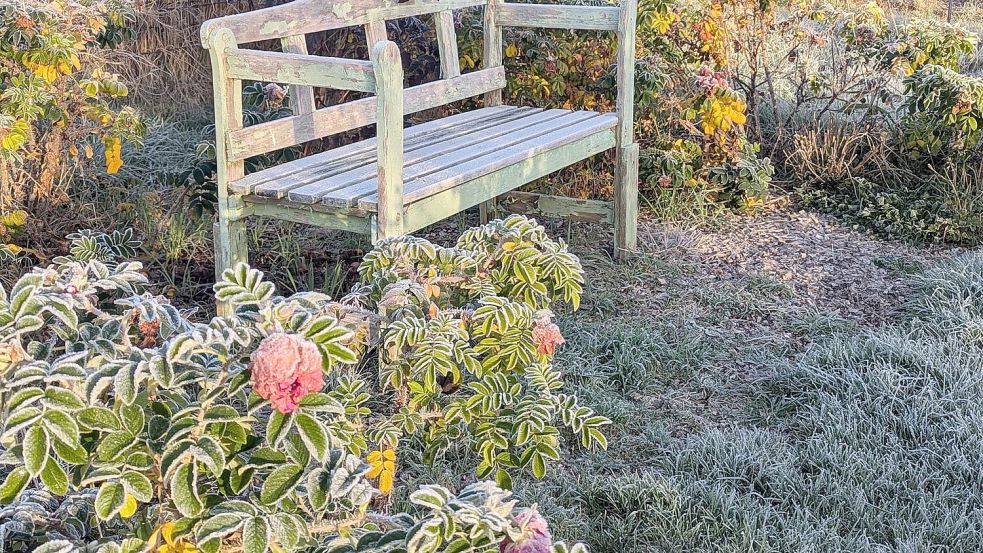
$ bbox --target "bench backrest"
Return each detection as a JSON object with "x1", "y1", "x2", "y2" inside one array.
[{"x1": 201, "y1": 0, "x2": 630, "y2": 162}]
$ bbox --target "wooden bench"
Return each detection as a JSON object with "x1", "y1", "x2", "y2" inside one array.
[{"x1": 201, "y1": 0, "x2": 639, "y2": 307}]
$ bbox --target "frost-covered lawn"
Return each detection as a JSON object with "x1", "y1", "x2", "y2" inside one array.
[{"x1": 402, "y1": 210, "x2": 983, "y2": 552}]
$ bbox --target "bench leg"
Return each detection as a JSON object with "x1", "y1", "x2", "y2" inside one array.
[
  {"x1": 214, "y1": 205, "x2": 248, "y2": 317},
  {"x1": 614, "y1": 143, "x2": 639, "y2": 259},
  {"x1": 479, "y1": 199, "x2": 496, "y2": 224}
]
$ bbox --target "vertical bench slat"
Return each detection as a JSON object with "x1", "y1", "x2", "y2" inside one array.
[
  {"x1": 365, "y1": 19, "x2": 388, "y2": 53},
  {"x1": 482, "y1": 0, "x2": 503, "y2": 106},
  {"x1": 434, "y1": 10, "x2": 462, "y2": 79},
  {"x1": 280, "y1": 35, "x2": 317, "y2": 115}
]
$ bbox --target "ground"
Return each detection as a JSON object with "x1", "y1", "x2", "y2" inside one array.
[{"x1": 398, "y1": 199, "x2": 982, "y2": 552}]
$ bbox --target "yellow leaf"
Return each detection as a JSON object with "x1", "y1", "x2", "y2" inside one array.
[
  {"x1": 84, "y1": 144, "x2": 94, "y2": 159},
  {"x1": 104, "y1": 137, "x2": 123, "y2": 174},
  {"x1": 69, "y1": 144, "x2": 79, "y2": 157},
  {"x1": 382, "y1": 449, "x2": 396, "y2": 461},
  {"x1": 502, "y1": 242, "x2": 517, "y2": 251},
  {"x1": 366, "y1": 450, "x2": 382, "y2": 464},
  {"x1": 120, "y1": 494, "x2": 138, "y2": 518},
  {"x1": 505, "y1": 43, "x2": 518, "y2": 57},
  {"x1": 379, "y1": 470, "x2": 394, "y2": 494}
]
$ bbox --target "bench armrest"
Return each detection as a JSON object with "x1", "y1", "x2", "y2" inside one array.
[
  {"x1": 221, "y1": 49, "x2": 377, "y2": 93},
  {"x1": 372, "y1": 40, "x2": 406, "y2": 239},
  {"x1": 496, "y1": 2, "x2": 621, "y2": 32}
]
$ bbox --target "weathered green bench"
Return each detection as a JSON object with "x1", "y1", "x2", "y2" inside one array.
[{"x1": 200, "y1": 0, "x2": 638, "y2": 297}]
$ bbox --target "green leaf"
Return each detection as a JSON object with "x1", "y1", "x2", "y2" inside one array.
[
  {"x1": 96, "y1": 431, "x2": 134, "y2": 463},
  {"x1": 120, "y1": 471, "x2": 153, "y2": 502},
  {"x1": 242, "y1": 516, "x2": 270, "y2": 553},
  {"x1": 32, "y1": 542, "x2": 74, "y2": 553},
  {"x1": 197, "y1": 513, "x2": 247, "y2": 543},
  {"x1": 95, "y1": 481, "x2": 126, "y2": 520},
  {"x1": 51, "y1": 439, "x2": 87, "y2": 465},
  {"x1": 171, "y1": 463, "x2": 203, "y2": 517},
  {"x1": 0, "y1": 467, "x2": 30, "y2": 504},
  {"x1": 24, "y1": 425, "x2": 49, "y2": 477},
  {"x1": 40, "y1": 458, "x2": 69, "y2": 495},
  {"x1": 77, "y1": 407, "x2": 121, "y2": 431},
  {"x1": 193, "y1": 435, "x2": 227, "y2": 477},
  {"x1": 531, "y1": 452, "x2": 547, "y2": 479},
  {"x1": 43, "y1": 387, "x2": 85, "y2": 411},
  {"x1": 495, "y1": 468, "x2": 513, "y2": 490},
  {"x1": 266, "y1": 410, "x2": 291, "y2": 447},
  {"x1": 259, "y1": 463, "x2": 303, "y2": 506},
  {"x1": 43, "y1": 410, "x2": 81, "y2": 447},
  {"x1": 294, "y1": 413, "x2": 329, "y2": 461}
]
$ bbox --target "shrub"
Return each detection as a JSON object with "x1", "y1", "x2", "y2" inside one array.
[
  {"x1": 0, "y1": 0, "x2": 143, "y2": 210},
  {"x1": 901, "y1": 65, "x2": 983, "y2": 158},
  {"x1": 0, "y1": 216, "x2": 604, "y2": 552}
]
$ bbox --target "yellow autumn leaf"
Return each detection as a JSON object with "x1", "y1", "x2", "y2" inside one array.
[
  {"x1": 367, "y1": 448, "x2": 396, "y2": 494},
  {"x1": 379, "y1": 470, "x2": 394, "y2": 494},
  {"x1": 505, "y1": 43, "x2": 518, "y2": 57},
  {"x1": 119, "y1": 494, "x2": 138, "y2": 518},
  {"x1": 104, "y1": 137, "x2": 123, "y2": 174}
]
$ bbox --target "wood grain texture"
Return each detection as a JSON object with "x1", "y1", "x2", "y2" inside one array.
[
  {"x1": 350, "y1": 111, "x2": 615, "y2": 210},
  {"x1": 280, "y1": 35, "x2": 317, "y2": 115},
  {"x1": 231, "y1": 107, "x2": 517, "y2": 196},
  {"x1": 498, "y1": 191, "x2": 614, "y2": 224},
  {"x1": 482, "y1": 0, "x2": 503, "y2": 106},
  {"x1": 372, "y1": 40, "x2": 405, "y2": 240},
  {"x1": 293, "y1": 108, "x2": 559, "y2": 205},
  {"x1": 200, "y1": 0, "x2": 386, "y2": 45},
  {"x1": 614, "y1": 143, "x2": 639, "y2": 257},
  {"x1": 242, "y1": 197, "x2": 372, "y2": 233},
  {"x1": 365, "y1": 18, "x2": 388, "y2": 52},
  {"x1": 434, "y1": 10, "x2": 462, "y2": 78},
  {"x1": 284, "y1": 108, "x2": 545, "y2": 204},
  {"x1": 226, "y1": 49, "x2": 376, "y2": 91},
  {"x1": 401, "y1": 130, "x2": 615, "y2": 234},
  {"x1": 614, "y1": 0, "x2": 639, "y2": 258},
  {"x1": 207, "y1": 28, "x2": 248, "y2": 316},
  {"x1": 227, "y1": 67, "x2": 506, "y2": 161},
  {"x1": 367, "y1": 0, "x2": 486, "y2": 21},
  {"x1": 615, "y1": 0, "x2": 637, "y2": 148},
  {"x1": 496, "y1": 3, "x2": 619, "y2": 31}
]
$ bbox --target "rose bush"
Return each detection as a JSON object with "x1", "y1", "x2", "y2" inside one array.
[{"x1": 0, "y1": 216, "x2": 603, "y2": 552}]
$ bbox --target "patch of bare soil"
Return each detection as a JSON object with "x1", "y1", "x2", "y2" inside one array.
[{"x1": 638, "y1": 201, "x2": 957, "y2": 326}]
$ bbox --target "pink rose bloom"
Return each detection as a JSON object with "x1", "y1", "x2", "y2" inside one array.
[
  {"x1": 250, "y1": 333, "x2": 324, "y2": 414},
  {"x1": 532, "y1": 319, "x2": 565, "y2": 357},
  {"x1": 501, "y1": 507, "x2": 553, "y2": 553}
]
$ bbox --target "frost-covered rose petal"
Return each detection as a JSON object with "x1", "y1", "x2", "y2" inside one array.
[
  {"x1": 250, "y1": 333, "x2": 324, "y2": 413},
  {"x1": 532, "y1": 319, "x2": 565, "y2": 357},
  {"x1": 501, "y1": 507, "x2": 553, "y2": 553}
]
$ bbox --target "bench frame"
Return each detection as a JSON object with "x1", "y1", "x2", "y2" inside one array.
[{"x1": 201, "y1": 0, "x2": 638, "y2": 313}]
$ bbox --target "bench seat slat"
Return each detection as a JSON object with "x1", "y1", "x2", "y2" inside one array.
[
  {"x1": 364, "y1": 112, "x2": 617, "y2": 208},
  {"x1": 291, "y1": 108, "x2": 570, "y2": 205},
  {"x1": 259, "y1": 107, "x2": 539, "y2": 198},
  {"x1": 322, "y1": 109, "x2": 594, "y2": 208},
  {"x1": 230, "y1": 106, "x2": 516, "y2": 195}
]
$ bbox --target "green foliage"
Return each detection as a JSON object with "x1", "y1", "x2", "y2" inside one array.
[
  {"x1": 0, "y1": 0, "x2": 144, "y2": 208},
  {"x1": 354, "y1": 216, "x2": 603, "y2": 485},
  {"x1": 0, "y1": 216, "x2": 602, "y2": 552},
  {"x1": 901, "y1": 65, "x2": 983, "y2": 158}
]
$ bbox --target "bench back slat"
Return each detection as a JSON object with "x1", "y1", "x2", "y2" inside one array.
[
  {"x1": 227, "y1": 66, "x2": 506, "y2": 161},
  {"x1": 496, "y1": 3, "x2": 619, "y2": 31},
  {"x1": 280, "y1": 35, "x2": 317, "y2": 115},
  {"x1": 434, "y1": 10, "x2": 462, "y2": 79},
  {"x1": 225, "y1": 50, "x2": 377, "y2": 92}
]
